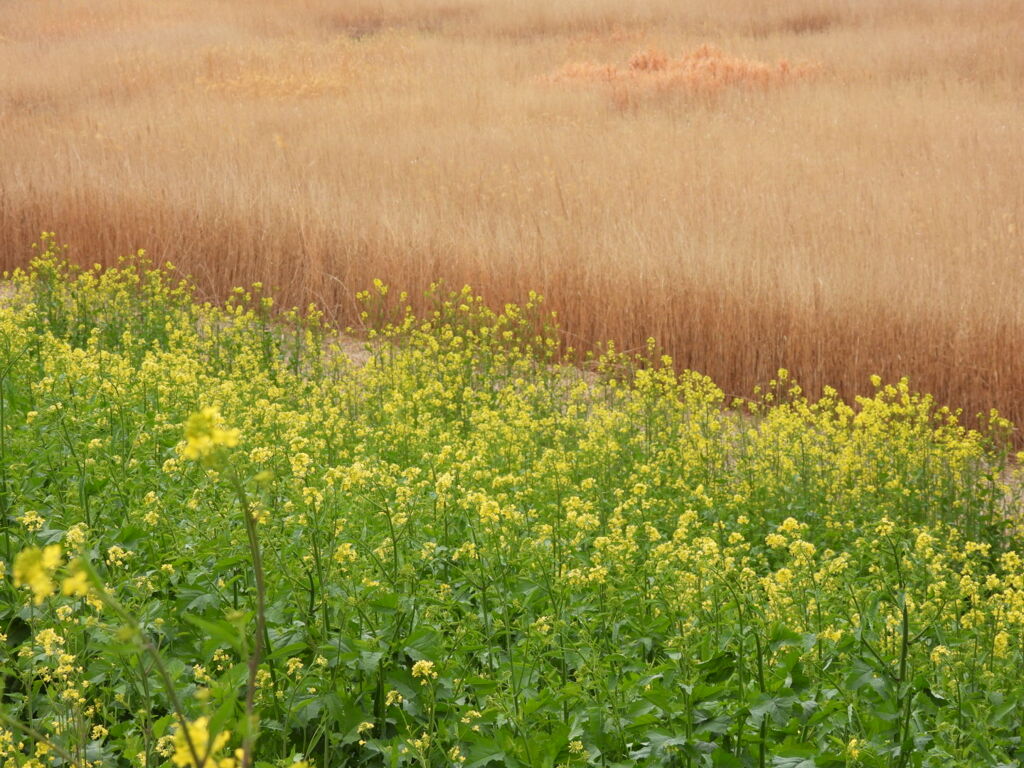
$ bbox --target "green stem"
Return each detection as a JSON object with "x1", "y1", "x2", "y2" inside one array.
[{"x1": 227, "y1": 465, "x2": 271, "y2": 768}]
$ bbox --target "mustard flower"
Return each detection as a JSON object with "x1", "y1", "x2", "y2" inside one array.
[
  {"x1": 171, "y1": 717, "x2": 231, "y2": 768},
  {"x1": 411, "y1": 659, "x2": 438, "y2": 683},
  {"x1": 183, "y1": 407, "x2": 240, "y2": 462},
  {"x1": 13, "y1": 544, "x2": 62, "y2": 604}
]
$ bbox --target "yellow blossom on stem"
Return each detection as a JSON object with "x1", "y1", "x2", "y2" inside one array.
[
  {"x1": 13, "y1": 545, "x2": 62, "y2": 604},
  {"x1": 62, "y1": 558, "x2": 93, "y2": 598},
  {"x1": 411, "y1": 659, "x2": 438, "y2": 683},
  {"x1": 171, "y1": 717, "x2": 231, "y2": 768},
  {"x1": 183, "y1": 407, "x2": 240, "y2": 463}
]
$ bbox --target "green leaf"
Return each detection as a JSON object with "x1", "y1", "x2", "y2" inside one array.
[
  {"x1": 771, "y1": 758, "x2": 817, "y2": 768},
  {"x1": 989, "y1": 698, "x2": 1017, "y2": 726},
  {"x1": 183, "y1": 612, "x2": 242, "y2": 652},
  {"x1": 696, "y1": 652, "x2": 737, "y2": 684},
  {"x1": 465, "y1": 739, "x2": 508, "y2": 768}
]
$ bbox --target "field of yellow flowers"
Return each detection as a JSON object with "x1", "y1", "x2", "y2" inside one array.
[{"x1": 1, "y1": 239, "x2": 1023, "y2": 767}]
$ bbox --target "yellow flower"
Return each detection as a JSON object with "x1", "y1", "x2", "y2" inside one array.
[
  {"x1": 183, "y1": 407, "x2": 240, "y2": 462},
  {"x1": 63, "y1": 563, "x2": 92, "y2": 601},
  {"x1": 408, "y1": 732, "x2": 431, "y2": 752},
  {"x1": 106, "y1": 545, "x2": 132, "y2": 567},
  {"x1": 788, "y1": 539, "x2": 816, "y2": 560},
  {"x1": 64, "y1": 522, "x2": 88, "y2": 549},
  {"x1": 156, "y1": 735, "x2": 175, "y2": 758},
  {"x1": 778, "y1": 517, "x2": 802, "y2": 533},
  {"x1": 35, "y1": 627, "x2": 65, "y2": 656},
  {"x1": 448, "y1": 745, "x2": 466, "y2": 763},
  {"x1": 411, "y1": 659, "x2": 438, "y2": 683},
  {"x1": 994, "y1": 631, "x2": 1011, "y2": 658},
  {"x1": 819, "y1": 626, "x2": 843, "y2": 644},
  {"x1": 333, "y1": 542, "x2": 358, "y2": 566},
  {"x1": 13, "y1": 545, "x2": 62, "y2": 604},
  {"x1": 171, "y1": 717, "x2": 231, "y2": 767},
  {"x1": 846, "y1": 737, "x2": 863, "y2": 758},
  {"x1": 18, "y1": 510, "x2": 44, "y2": 532}
]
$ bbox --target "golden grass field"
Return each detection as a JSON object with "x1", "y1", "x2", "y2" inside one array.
[{"x1": 2, "y1": 0, "x2": 1022, "y2": 430}]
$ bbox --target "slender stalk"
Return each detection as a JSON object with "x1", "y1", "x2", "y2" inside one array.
[{"x1": 227, "y1": 465, "x2": 271, "y2": 768}]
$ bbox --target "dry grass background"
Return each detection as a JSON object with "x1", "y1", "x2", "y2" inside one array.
[{"x1": 1, "y1": 0, "x2": 1023, "y2": 432}]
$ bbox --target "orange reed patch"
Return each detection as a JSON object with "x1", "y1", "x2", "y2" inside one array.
[{"x1": 549, "y1": 44, "x2": 820, "y2": 100}]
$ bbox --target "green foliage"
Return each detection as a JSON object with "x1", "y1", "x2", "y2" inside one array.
[{"x1": 0, "y1": 236, "x2": 1023, "y2": 767}]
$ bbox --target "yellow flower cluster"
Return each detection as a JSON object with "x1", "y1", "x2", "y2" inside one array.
[
  {"x1": 183, "y1": 406, "x2": 240, "y2": 462},
  {"x1": 171, "y1": 718, "x2": 232, "y2": 768},
  {"x1": 411, "y1": 659, "x2": 438, "y2": 683},
  {"x1": 13, "y1": 545, "x2": 62, "y2": 605}
]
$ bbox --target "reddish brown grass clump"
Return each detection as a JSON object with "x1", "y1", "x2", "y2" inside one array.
[{"x1": 551, "y1": 44, "x2": 819, "y2": 103}]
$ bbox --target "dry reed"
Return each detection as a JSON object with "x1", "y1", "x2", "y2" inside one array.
[{"x1": 1, "y1": 0, "x2": 1022, "y2": 435}]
